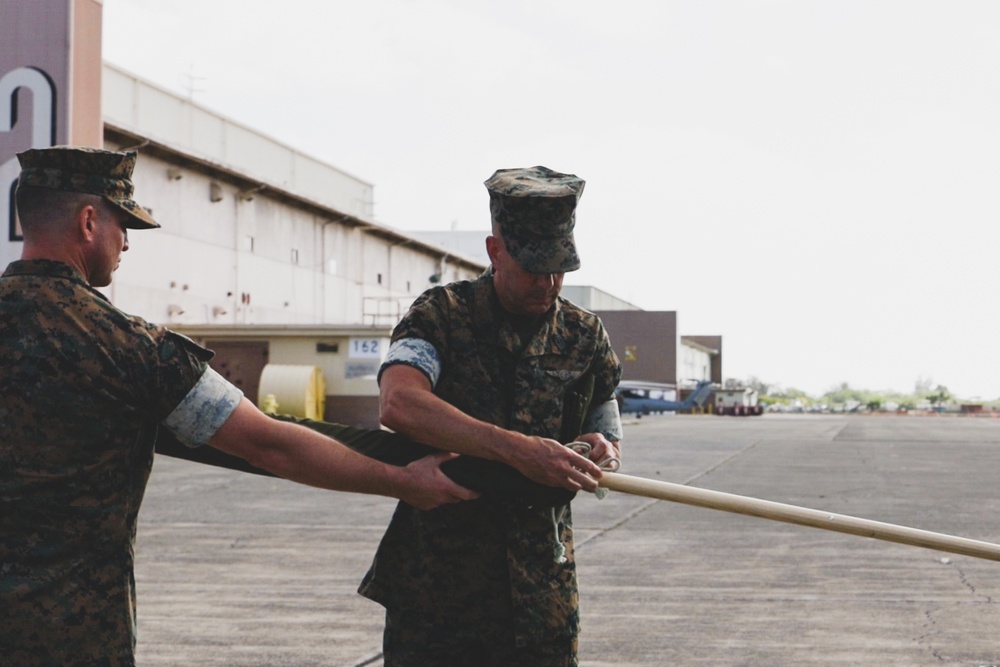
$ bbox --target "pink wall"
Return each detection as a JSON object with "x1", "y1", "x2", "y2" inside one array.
[{"x1": 0, "y1": 0, "x2": 103, "y2": 264}]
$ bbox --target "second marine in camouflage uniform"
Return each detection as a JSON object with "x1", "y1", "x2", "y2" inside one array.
[{"x1": 360, "y1": 166, "x2": 623, "y2": 664}]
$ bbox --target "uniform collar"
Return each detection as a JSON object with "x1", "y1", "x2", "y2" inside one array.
[
  {"x1": 475, "y1": 272, "x2": 566, "y2": 357},
  {"x1": 3, "y1": 259, "x2": 96, "y2": 291}
]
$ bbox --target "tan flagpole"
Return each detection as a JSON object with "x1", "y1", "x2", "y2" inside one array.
[{"x1": 599, "y1": 472, "x2": 1000, "y2": 562}]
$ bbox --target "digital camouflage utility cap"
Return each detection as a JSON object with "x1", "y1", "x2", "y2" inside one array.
[
  {"x1": 484, "y1": 165, "x2": 584, "y2": 273},
  {"x1": 16, "y1": 146, "x2": 160, "y2": 229}
]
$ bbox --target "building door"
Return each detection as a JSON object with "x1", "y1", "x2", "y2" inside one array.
[{"x1": 206, "y1": 340, "x2": 269, "y2": 405}]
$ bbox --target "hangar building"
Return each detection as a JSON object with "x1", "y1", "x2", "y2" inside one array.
[{"x1": 2, "y1": 1, "x2": 723, "y2": 427}]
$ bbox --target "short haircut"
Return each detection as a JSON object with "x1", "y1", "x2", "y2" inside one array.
[{"x1": 15, "y1": 185, "x2": 108, "y2": 234}]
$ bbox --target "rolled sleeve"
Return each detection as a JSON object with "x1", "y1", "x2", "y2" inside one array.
[
  {"x1": 162, "y1": 367, "x2": 243, "y2": 447},
  {"x1": 584, "y1": 398, "x2": 623, "y2": 442},
  {"x1": 378, "y1": 338, "x2": 442, "y2": 388}
]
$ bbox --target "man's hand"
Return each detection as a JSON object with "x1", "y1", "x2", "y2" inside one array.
[
  {"x1": 505, "y1": 435, "x2": 604, "y2": 493},
  {"x1": 573, "y1": 432, "x2": 621, "y2": 470},
  {"x1": 396, "y1": 452, "x2": 480, "y2": 510},
  {"x1": 379, "y1": 365, "x2": 620, "y2": 494},
  {"x1": 210, "y1": 399, "x2": 480, "y2": 508},
  {"x1": 380, "y1": 365, "x2": 605, "y2": 493}
]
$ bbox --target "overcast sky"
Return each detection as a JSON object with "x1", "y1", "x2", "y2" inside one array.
[{"x1": 102, "y1": 0, "x2": 1000, "y2": 400}]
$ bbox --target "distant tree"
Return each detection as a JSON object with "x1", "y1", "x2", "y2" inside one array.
[
  {"x1": 778, "y1": 387, "x2": 811, "y2": 400},
  {"x1": 745, "y1": 376, "x2": 771, "y2": 395},
  {"x1": 822, "y1": 382, "x2": 866, "y2": 406},
  {"x1": 741, "y1": 377, "x2": 961, "y2": 411},
  {"x1": 927, "y1": 385, "x2": 951, "y2": 408}
]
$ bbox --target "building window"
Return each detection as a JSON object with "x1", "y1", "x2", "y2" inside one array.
[
  {"x1": 291, "y1": 248, "x2": 299, "y2": 264},
  {"x1": 377, "y1": 272, "x2": 383, "y2": 285},
  {"x1": 243, "y1": 235, "x2": 254, "y2": 252}
]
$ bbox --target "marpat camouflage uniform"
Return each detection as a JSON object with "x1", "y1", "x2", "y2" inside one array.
[
  {"x1": 0, "y1": 259, "x2": 213, "y2": 666},
  {"x1": 358, "y1": 271, "x2": 621, "y2": 661}
]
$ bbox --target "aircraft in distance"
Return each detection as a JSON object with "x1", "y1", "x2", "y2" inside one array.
[{"x1": 615, "y1": 379, "x2": 715, "y2": 418}]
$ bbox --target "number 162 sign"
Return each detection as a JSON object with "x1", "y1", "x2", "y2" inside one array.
[{"x1": 349, "y1": 338, "x2": 384, "y2": 359}]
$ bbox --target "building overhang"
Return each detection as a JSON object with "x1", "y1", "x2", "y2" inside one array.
[
  {"x1": 171, "y1": 324, "x2": 394, "y2": 339},
  {"x1": 103, "y1": 123, "x2": 486, "y2": 274}
]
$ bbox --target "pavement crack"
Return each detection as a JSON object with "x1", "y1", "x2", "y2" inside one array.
[
  {"x1": 350, "y1": 651, "x2": 383, "y2": 667},
  {"x1": 682, "y1": 440, "x2": 762, "y2": 486},
  {"x1": 952, "y1": 562, "x2": 995, "y2": 603},
  {"x1": 576, "y1": 497, "x2": 660, "y2": 550},
  {"x1": 915, "y1": 606, "x2": 946, "y2": 662}
]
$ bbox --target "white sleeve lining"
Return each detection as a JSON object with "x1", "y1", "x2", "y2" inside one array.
[
  {"x1": 583, "y1": 398, "x2": 623, "y2": 441},
  {"x1": 162, "y1": 367, "x2": 244, "y2": 447}
]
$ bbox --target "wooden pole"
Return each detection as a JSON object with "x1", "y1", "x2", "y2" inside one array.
[{"x1": 599, "y1": 472, "x2": 1000, "y2": 562}]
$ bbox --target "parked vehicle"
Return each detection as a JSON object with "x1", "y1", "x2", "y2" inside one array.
[{"x1": 715, "y1": 387, "x2": 763, "y2": 416}]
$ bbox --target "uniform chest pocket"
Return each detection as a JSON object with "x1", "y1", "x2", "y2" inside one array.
[{"x1": 511, "y1": 363, "x2": 589, "y2": 437}]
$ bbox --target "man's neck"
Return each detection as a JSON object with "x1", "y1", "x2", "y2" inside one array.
[{"x1": 21, "y1": 241, "x2": 89, "y2": 284}]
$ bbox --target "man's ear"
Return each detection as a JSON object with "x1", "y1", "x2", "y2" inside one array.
[
  {"x1": 485, "y1": 234, "x2": 500, "y2": 264},
  {"x1": 77, "y1": 204, "x2": 98, "y2": 242}
]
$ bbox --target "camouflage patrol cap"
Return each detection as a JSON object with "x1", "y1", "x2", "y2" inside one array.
[
  {"x1": 484, "y1": 165, "x2": 584, "y2": 273},
  {"x1": 16, "y1": 146, "x2": 160, "y2": 229}
]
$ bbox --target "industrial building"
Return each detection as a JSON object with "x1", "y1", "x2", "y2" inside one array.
[{"x1": 2, "y1": 1, "x2": 724, "y2": 427}]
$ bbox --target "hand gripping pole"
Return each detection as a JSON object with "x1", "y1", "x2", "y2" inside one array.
[{"x1": 599, "y1": 472, "x2": 1000, "y2": 563}]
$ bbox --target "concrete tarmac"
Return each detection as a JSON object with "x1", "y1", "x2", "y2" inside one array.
[{"x1": 134, "y1": 414, "x2": 1000, "y2": 666}]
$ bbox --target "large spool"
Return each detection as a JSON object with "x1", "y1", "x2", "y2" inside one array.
[{"x1": 257, "y1": 364, "x2": 326, "y2": 420}]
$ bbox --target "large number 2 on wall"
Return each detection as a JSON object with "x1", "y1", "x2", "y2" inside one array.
[{"x1": 1, "y1": 66, "x2": 56, "y2": 241}]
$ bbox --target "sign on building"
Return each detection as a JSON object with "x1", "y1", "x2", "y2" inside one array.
[{"x1": 1, "y1": 0, "x2": 103, "y2": 267}]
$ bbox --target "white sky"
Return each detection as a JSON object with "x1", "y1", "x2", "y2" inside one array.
[{"x1": 102, "y1": 0, "x2": 1000, "y2": 400}]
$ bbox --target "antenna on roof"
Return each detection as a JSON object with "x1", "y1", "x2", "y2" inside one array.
[{"x1": 180, "y1": 65, "x2": 206, "y2": 101}]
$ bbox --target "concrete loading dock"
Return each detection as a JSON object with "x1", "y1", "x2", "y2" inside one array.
[{"x1": 136, "y1": 415, "x2": 1000, "y2": 666}]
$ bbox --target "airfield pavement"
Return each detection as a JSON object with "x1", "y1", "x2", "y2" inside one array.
[{"x1": 134, "y1": 414, "x2": 1000, "y2": 666}]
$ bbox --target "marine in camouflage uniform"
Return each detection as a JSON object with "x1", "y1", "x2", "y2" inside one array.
[
  {"x1": 0, "y1": 147, "x2": 474, "y2": 666},
  {"x1": 0, "y1": 148, "x2": 242, "y2": 666},
  {"x1": 0, "y1": 260, "x2": 235, "y2": 666},
  {"x1": 360, "y1": 166, "x2": 623, "y2": 666}
]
